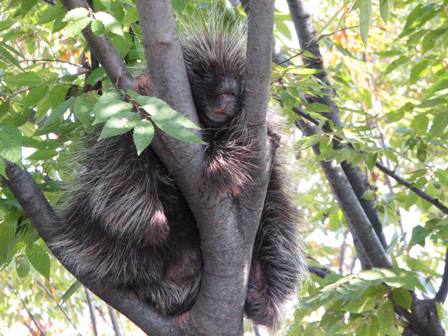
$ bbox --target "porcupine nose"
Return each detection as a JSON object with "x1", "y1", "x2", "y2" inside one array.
[{"x1": 214, "y1": 93, "x2": 236, "y2": 115}]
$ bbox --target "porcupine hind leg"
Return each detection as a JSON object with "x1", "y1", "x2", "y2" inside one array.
[
  {"x1": 77, "y1": 136, "x2": 171, "y2": 246},
  {"x1": 245, "y1": 160, "x2": 305, "y2": 328}
]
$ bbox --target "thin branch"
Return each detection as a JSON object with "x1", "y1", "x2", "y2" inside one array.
[
  {"x1": 294, "y1": 108, "x2": 448, "y2": 215},
  {"x1": 35, "y1": 279, "x2": 82, "y2": 335},
  {"x1": 20, "y1": 59, "x2": 84, "y2": 68},
  {"x1": 4, "y1": 161, "x2": 183, "y2": 336},
  {"x1": 375, "y1": 164, "x2": 448, "y2": 215},
  {"x1": 277, "y1": 26, "x2": 358, "y2": 66},
  {"x1": 339, "y1": 231, "x2": 348, "y2": 275},
  {"x1": 108, "y1": 306, "x2": 123, "y2": 336},
  {"x1": 435, "y1": 248, "x2": 448, "y2": 303},
  {"x1": 7, "y1": 283, "x2": 47, "y2": 335},
  {"x1": 85, "y1": 288, "x2": 99, "y2": 336}
]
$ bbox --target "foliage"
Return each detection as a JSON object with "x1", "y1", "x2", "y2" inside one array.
[{"x1": 0, "y1": 0, "x2": 447, "y2": 335}]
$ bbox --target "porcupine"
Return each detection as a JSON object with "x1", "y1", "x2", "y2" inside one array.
[{"x1": 50, "y1": 12, "x2": 306, "y2": 328}]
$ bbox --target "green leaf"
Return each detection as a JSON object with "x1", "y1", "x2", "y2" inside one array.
[
  {"x1": 359, "y1": 0, "x2": 372, "y2": 46},
  {"x1": 37, "y1": 97, "x2": 75, "y2": 135},
  {"x1": 379, "y1": 0, "x2": 392, "y2": 24},
  {"x1": 287, "y1": 67, "x2": 319, "y2": 75},
  {"x1": 416, "y1": 141, "x2": 427, "y2": 162},
  {"x1": 38, "y1": 3, "x2": 65, "y2": 24},
  {"x1": 410, "y1": 225, "x2": 430, "y2": 247},
  {"x1": 21, "y1": 0, "x2": 38, "y2": 15},
  {"x1": 0, "y1": 44, "x2": 21, "y2": 69},
  {"x1": 306, "y1": 103, "x2": 332, "y2": 113},
  {"x1": 173, "y1": 0, "x2": 187, "y2": 13},
  {"x1": 0, "y1": 124, "x2": 22, "y2": 162},
  {"x1": 5, "y1": 72, "x2": 42, "y2": 88},
  {"x1": 378, "y1": 301, "x2": 399, "y2": 335},
  {"x1": 134, "y1": 95, "x2": 203, "y2": 144},
  {"x1": 63, "y1": 8, "x2": 92, "y2": 36},
  {"x1": 25, "y1": 243, "x2": 51, "y2": 280},
  {"x1": 91, "y1": 19, "x2": 105, "y2": 35},
  {"x1": 429, "y1": 111, "x2": 448, "y2": 137},
  {"x1": 15, "y1": 255, "x2": 30, "y2": 278},
  {"x1": 410, "y1": 114, "x2": 428, "y2": 134},
  {"x1": 419, "y1": 98, "x2": 445, "y2": 108},
  {"x1": 86, "y1": 67, "x2": 105, "y2": 86},
  {"x1": 133, "y1": 119, "x2": 155, "y2": 155},
  {"x1": 0, "y1": 214, "x2": 18, "y2": 266},
  {"x1": 409, "y1": 60, "x2": 428, "y2": 84},
  {"x1": 111, "y1": 35, "x2": 131, "y2": 58},
  {"x1": 391, "y1": 287, "x2": 412, "y2": 310},
  {"x1": 422, "y1": 29, "x2": 448, "y2": 53},
  {"x1": 59, "y1": 281, "x2": 82, "y2": 305},
  {"x1": 0, "y1": 158, "x2": 5, "y2": 177},
  {"x1": 93, "y1": 91, "x2": 132, "y2": 125},
  {"x1": 384, "y1": 56, "x2": 408, "y2": 75},
  {"x1": 23, "y1": 86, "x2": 49, "y2": 107},
  {"x1": 94, "y1": 11, "x2": 123, "y2": 36},
  {"x1": 123, "y1": 7, "x2": 139, "y2": 27},
  {"x1": 99, "y1": 111, "x2": 140, "y2": 139},
  {"x1": 74, "y1": 94, "x2": 96, "y2": 128},
  {"x1": 26, "y1": 149, "x2": 58, "y2": 161}
]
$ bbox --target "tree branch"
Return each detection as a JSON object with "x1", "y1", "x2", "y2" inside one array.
[
  {"x1": 435, "y1": 248, "x2": 448, "y2": 303},
  {"x1": 62, "y1": 0, "x2": 134, "y2": 90},
  {"x1": 135, "y1": 2, "x2": 274, "y2": 335},
  {"x1": 297, "y1": 120, "x2": 392, "y2": 268},
  {"x1": 375, "y1": 164, "x2": 448, "y2": 215},
  {"x1": 4, "y1": 162, "x2": 183, "y2": 336},
  {"x1": 294, "y1": 108, "x2": 448, "y2": 215}
]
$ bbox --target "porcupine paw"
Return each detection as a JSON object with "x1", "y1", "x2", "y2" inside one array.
[
  {"x1": 245, "y1": 261, "x2": 279, "y2": 328},
  {"x1": 245, "y1": 285, "x2": 278, "y2": 328},
  {"x1": 268, "y1": 129, "x2": 281, "y2": 150},
  {"x1": 144, "y1": 209, "x2": 170, "y2": 246}
]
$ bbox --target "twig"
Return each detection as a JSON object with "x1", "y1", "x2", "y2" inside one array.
[
  {"x1": 375, "y1": 164, "x2": 448, "y2": 215},
  {"x1": 435, "y1": 248, "x2": 448, "y2": 303},
  {"x1": 277, "y1": 26, "x2": 358, "y2": 66},
  {"x1": 20, "y1": 59, "x2": 84, "y2": 68},
  {"x1": 85, "y1": 288, "x2": 99, "y2": 336},
  {"x1": 7, "y1": 283, "x2": 47, "y2": 335},
  {"x1": 108, "y1": 306, "x2": 123, "y2": 336},
  {"x1": 339, "y1": 231, "x2": 348, "y2": 275},
  {"x1": 35, "y1": 279, "x2": 82, "y2": 335}
]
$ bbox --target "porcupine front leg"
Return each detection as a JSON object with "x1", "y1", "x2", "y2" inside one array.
[
  {"x1": 245, "y1": 160, "x2": 305, "y2": 328},
  {"x1": 202, "y1": 137, "x2": 255, "y2": 198}
]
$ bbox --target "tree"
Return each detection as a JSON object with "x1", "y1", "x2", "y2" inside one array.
[
  {"x1": 3, "y1": 0, "x2": 274, "y2": 335},
  {"x1": 0, "y1": 0, "x2": 447, "y2": 335}
]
